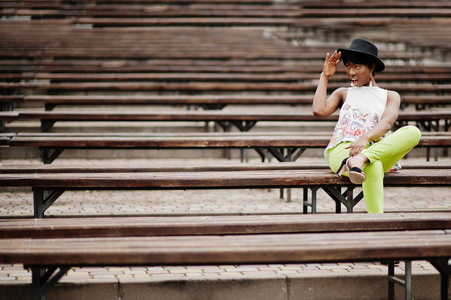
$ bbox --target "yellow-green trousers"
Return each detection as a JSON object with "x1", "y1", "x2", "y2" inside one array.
[{"x1": 326, "y1": 125, "x2": 421, "y2": 213}]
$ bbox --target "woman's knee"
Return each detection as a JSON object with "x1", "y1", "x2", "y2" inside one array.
[
  {"x1": 363, "y1": 160, "x2": 384, "y2": 178},
  {"x1": 398, "y1": 125, "x2": 421, "y2": 144}
]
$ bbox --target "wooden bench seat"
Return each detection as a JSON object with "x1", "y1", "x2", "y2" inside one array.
[
  {"x1": 1, "y1": 94, "x2": 449, "y2": 112},
  {"x1": 0, "y1": 163, "x2": 450, "y2": 218},
  {"x1": 0, "y1": 111, "x2": 18, "y2": 122},
  {"x1": 0, "y1": 213, "x2": 450, "y2": 300},
  {"x1": 20, "y1": 72, "x2": 451, "y2": 84},
  {"x1": 33, "y1": 61, "x2": 451, "y2": 73},
  {"x1": 4, "y1": 131, "x2": 450, "y2": 163},
  {"x1": 354, "y1": 22, "x2": 451, "y2": 55},
  {"x1": 6, "y1": 109, "x2": 451, "y2": 132},
  {"x1": 7, "y1": 132, "x2": 331, "y2": 163},
  {"x1": 1, "y1": 160, "x2": 449, "y2": 173},
  {"x1": 2, "y1": 81, "x2": 449, "y2": 94},
  {"x1": 300, "y1": 2, "x2": 451, "y2": 9},
  {"x1": 0, "y1": 111, "x2": 19, "y2": 132},
  {"x1": 1, "y1": 212, "x2": 449, "y2": 238},
  {"x1": 25, "y1": 94, "x2": 317, "y2": 110}
]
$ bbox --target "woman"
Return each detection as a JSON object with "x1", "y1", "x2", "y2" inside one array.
[{"x1": 312, "y1": 38, "x2": 421, "y2": 213}]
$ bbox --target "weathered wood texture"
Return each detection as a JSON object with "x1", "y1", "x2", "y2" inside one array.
[
  {"x1": 1, "y1": 212, "x2": 450, "y2": 239},
  {"x1": 0, "y1": 168, "x2": 450, "y2": 188},
  {"x1": 0, "y1": 230, "x2": 450, "y2": 266}
]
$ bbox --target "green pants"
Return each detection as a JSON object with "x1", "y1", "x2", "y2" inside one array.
[{"x1": 326, "y1": 125, "x2": 421, "y2": 213}]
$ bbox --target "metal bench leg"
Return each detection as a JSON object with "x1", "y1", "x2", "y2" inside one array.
[
  {"x1": 279, "y1": 188, "x2": 293, "y2": 203},
  {"x1": 302, "y1": 187, "x2": 318, "y2": 214},
  {"x1": 41, "y1": 148, "x2": 64, "y2": 164},
  {"x1": 388, "y1": 260, "x2": 412, "y2": 300},
  {"x1": 322, "y1": 186, "x2": 363, "y2": 213},
  {"x1": 303, "y1": 188, "x2": 308, "y2": 214},
  {"x1": 428, "y1": 258, "x2": 451, "y2": 300},
  {"x1": 33, "y1": 188, "x2": 65, "y2": 218},
  {"x1": 30, "y1": 266, "x2": 71, "y2": 300}
]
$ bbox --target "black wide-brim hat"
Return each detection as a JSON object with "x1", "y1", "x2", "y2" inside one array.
[{"x1": 337, "y1": 38, "x2": 385, "y2": 72}]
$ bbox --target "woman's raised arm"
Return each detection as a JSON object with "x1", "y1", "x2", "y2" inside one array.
[{"x1": 313, "y1": 51, "x2": 344, "y2": 116}]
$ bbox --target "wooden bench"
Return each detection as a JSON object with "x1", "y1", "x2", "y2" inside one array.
[
  {"x1": 0, "y1": 111, "x2": 19, "y2": 133},
  {"x1": 4, "y1": 131, "x2": 450, "y2": 163},
  {"x1": 1, "y1": 94, "x2": 449, "y2": 112},
  {"x1": 6, "y1": 131, "x2": 331, "y2": 163},
  {"x1": 2, "y1": 80, "x2": 449, "y2": 94},
  {"x1": 0, "y1": 213, "x2": 450, "y2": 300},
  {"x1": 22, "y1": 71, "x2": 451, "y2": 84},
  {"x1": 31, "y1": 58, "x2": 451, "y2": 74},
  {"x1": 6, "y1": 110, "x2": 451, "y2": 132},
  {"x1": 0, "y1": 162, "x2": 450, "y2": 218},
  {"x1": 17, "y1": 94, "x2": 316, "y2": 111}
]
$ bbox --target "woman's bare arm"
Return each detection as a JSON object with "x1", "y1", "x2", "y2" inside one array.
[{"x1": 313, "y1": 51, "x2": 344, "y2": 116}]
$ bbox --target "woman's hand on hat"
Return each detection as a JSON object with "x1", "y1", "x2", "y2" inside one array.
[{"x1": 322, "y1": 51, "x2": 341, "y2": 78}]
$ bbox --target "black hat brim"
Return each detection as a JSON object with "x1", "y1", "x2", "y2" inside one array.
[{"x1": 337, "y1": 48, "x2": 385, "y2": 72}]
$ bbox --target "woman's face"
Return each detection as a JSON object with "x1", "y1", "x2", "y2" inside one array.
[{"x1": 345, "y1": 61, "x2": 374, "y2": 87}]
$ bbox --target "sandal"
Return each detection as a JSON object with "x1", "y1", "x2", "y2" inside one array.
[{"x1": 335, "y1": 156, "x2": 366, "y2": 184}]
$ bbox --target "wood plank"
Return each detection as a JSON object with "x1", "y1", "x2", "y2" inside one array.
[
  {"x1": 6, "y1": 133, "x2": 451, "y2": 148},
  {"x1": 1, "y1": 212, "x2": 450, "y2": 239},
  {"x1": 7, "y1": 135, "x2": 331, "y2": 148},
  {"x1": 0, "y1": 111, "x2": 19, "y2": 121},
  {"x1": 1, "y1": 161, "x2": 450, "y2": 174},
  {"x1": 17, "y1": 95, "x2": 451, "y2": 111},
  {"x1": 0, "y1": 169, "x2": 449, "y2": 188},
  {"x1": 0, "y1": 230, "x2": 449, "y2": 266},
  {"x1": 2, "y1": 82, "x2": 449, "y2": 93},
  {"x1": 22, "y1": 94, "x2": 315, "y2": 107},
  {"x1": 12, "y1": 109, "x2": 451, "y2": 124}
]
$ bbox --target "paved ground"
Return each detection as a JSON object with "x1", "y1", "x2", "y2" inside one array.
[{"x1": 1, "y1": 155, "x2": 450, "y2": 291}]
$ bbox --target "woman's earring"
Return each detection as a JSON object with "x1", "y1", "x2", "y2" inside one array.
[{"x1": 369, "y1": 77, "x2": 373, "y2": 87}]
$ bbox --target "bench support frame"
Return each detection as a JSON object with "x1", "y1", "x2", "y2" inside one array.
[
  {"x1": 32, "y1": 185, "x2": 367, "y2": 218},
  {"x1": 33, "y1": 188, "x2": 66, "y2": 219},
  {"x1": 24, "y1": 259, "x2": 449, "y2": 300},
  {"x1": 29, "y1": 266, "x2": 71, "y2": 300},
  {"x1": 301, "y1": 186, "x2": 364, "y2": 214},
  {"x1": 388, "y1": 260, "x2": 412, "y2": 300},
  {"x1": 40, "y1": 148, "x2": 64, "y2": 164},
  {"x1": 32, "y1": 185, "x2": 366, "y2": 218},
  {"x1": 429, "y1": 258, "x2": 451, "y2": 300}
]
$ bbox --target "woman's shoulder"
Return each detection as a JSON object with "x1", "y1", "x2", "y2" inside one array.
[
  {"x1": 332, "y1": 87, "x2": 348, "y2": 97},
  {"x1": 386, "y1": 89, "x2": 401, "y2": 99},
  {"x1": 385, "y1": 89, "x2": 401, "y2": 106}
]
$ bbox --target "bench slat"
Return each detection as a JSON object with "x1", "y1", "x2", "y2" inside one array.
[
  {"x1": 6, "y1": 134, "x2": 451, "y2": 148},
  {"x1": 0, "y1": 230, "x2": 449, "y2": 266},
  {"x1": 0, "y1": 169, "x2": 450, "y2": 188},
  {"x1": 1, "y1": 161, "x2": 451, "y2": 173},
  {"x1": 13, "y1": 110, "x2": 451, "y2": 121},
  {"x1": 1, "y1": 213, "x2": 450, "y2": 239}
]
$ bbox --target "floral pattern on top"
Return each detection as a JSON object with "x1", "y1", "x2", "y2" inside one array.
[{"x1": 326, "y1": 103, "x2": 379, "y2": 151}]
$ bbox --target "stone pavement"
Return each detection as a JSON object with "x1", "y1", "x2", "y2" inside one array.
[{"x1": 0, "y1": 156, "x2": 450, "y2": 299}]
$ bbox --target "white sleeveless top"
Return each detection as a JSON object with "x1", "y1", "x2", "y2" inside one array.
[{"x1": 325, "y1": 86, "x2": 388, "y2": 153}]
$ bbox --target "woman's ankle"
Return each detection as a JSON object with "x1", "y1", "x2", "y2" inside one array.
[{"x1": 349, "y1": 154, "x2": 368, "y2": 169}]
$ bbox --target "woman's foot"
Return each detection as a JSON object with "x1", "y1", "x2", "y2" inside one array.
[
  {"x1": 348, "y1": 154, "x2": 367, "y2": 170},
  {"x1": 346, "y1": 154, "x2": 367, "y2": 184}
]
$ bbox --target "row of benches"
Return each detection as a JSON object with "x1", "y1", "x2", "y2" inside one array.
[
  {"x1": 0, "y1": 161, "x2": 450, "y2": 218},
  {"x1": 1, "y1": 109, "x2": 450, "y2": 132},
  {"x1": 5, "y1": 1, "x2": 451, "y2": 18},
  {"x1": 2, "y1": 94, "x2": 451, "y2": 111},
  {"x1": 5, "y1": 70, "x2": 451, "y2": 85},
  {"x1": 1, "y1": 213, "x2": 450, "y2": 299},
  {"x1": 0, "y1": 131, "x2": 449, "y2": 163},
  {"x1": 2, "y1": 0, "x2": 450, "y2": 59}
]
